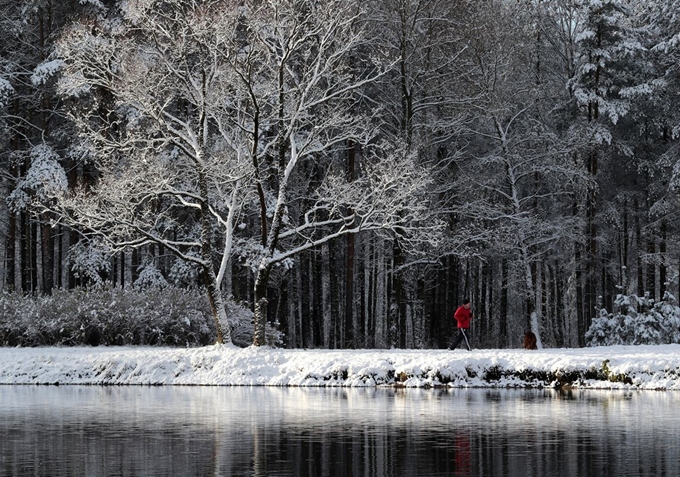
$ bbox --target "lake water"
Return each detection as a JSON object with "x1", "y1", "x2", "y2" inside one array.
[{"x1": 0, "y1": 386, "x2": 678, "y2": 476}]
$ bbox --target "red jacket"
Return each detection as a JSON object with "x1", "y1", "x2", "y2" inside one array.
[{"x1": 454, "y1": 305, "x2": 472, "y2": 329}]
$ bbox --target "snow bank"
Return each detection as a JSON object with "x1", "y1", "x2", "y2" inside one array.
[{"x1": 0, "y1": 344, "x2": 679, "y2": 390}]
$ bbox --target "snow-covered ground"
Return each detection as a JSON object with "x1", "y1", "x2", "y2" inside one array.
[{"x1": 1, "y1": 344, "x2": 679, "y2": 390}]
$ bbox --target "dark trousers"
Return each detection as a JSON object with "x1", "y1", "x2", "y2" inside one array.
[{"x1": 449, "y1": 328, "x2": 471, "y2": 350}]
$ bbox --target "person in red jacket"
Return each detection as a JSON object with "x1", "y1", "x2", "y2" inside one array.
[{"x1": 449, "y1": 299, "x2": 472, "y2": 350}]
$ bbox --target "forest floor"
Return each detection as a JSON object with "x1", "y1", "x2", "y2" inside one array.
[{"x1": 1, "y1": 344, "x2": 679, "y2": 390}]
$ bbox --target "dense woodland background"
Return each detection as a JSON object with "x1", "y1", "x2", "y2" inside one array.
[{"x1": 2, "y1": 0, "x2": 680, "y2": 349}]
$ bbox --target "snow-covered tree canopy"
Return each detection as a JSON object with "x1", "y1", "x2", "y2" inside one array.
[
  {"x1": 49, "y1": 0, "x2": 443, "y2": 346},
  {"x1": 7, "y1": 144, "x2": 68, "y2": 211}
]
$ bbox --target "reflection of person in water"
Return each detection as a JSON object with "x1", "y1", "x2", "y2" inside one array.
[{"x1": 454, "y1": 430, "x2": 471, "y2": 476}]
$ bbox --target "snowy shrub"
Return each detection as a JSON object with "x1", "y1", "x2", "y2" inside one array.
[
  {"x1": 133, "y1": 261, "x2": 169, "y2": 289},
  {"x1": 0, "y1": 286, "x2": 215, "y2": 347},
  {"x1": 68, "y1": 239, "x2": 111, "y2": 285},
  {"x1": 586, "y1": 292, "x2": 680, "y2": 346},
  {"x1": 0, "y1": 286, "x2": 281, "y2": 348},
  {"x1": 168, "y1": 255, "x2": 201, "y2": 288}
]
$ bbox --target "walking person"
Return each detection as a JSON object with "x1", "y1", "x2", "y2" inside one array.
[{"x1": 449, "y1": 299, "x2": 472, "y2": 350}]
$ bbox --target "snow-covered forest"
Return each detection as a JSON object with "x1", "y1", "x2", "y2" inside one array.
[{"x1": 2, "y1": 0, "x2": 680, "y2": 350}]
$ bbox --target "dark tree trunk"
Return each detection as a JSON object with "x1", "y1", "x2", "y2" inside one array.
[
  {"x1": 585, "y1": 150, "x2": 598, "y2": 334},
  {"x1": 41, "y1": 218, "x2": 53, "y2": 294},
  {"x1": 647, "y1": 234, "x2": 656, "y2": 301},
  {"x1": 621, "y1": 201, "x2": 629, "y2": 293},
  {"x1": 500, "y1": 258, "x2": 509, "y2": 348},
  {"x1": 635, "y1": 204, "x2": 644, "y2": 299},
  {"x1": 321, "y1": 243, "x2": 332, "y2": 348},
  {"x1": 393, "y1": 240, "x2": 405, "y2": 348},
  {"x1": 7, "y1": 213, "x2": 16, "y2": 292},
  {"x1": 660, "y1": 220, "x2": 667, "y2": 298},
  {"x1": 573, "y1": 199, "x2": 584, "y2": 346},
  {"x1": 345, "y1": 141, "x2": 356, "y2": 348}
]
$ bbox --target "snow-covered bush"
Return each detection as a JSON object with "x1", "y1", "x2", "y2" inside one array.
[
  {"x1": 168, "y1": 256, "x2": 200, "y2": 287},
  {"x1": 68, "y1": 239, "x2": 111, "y2": 285},
  {"x1": 586, "y1": 292, "x2": 680, "y2": 346},
  {"x1": 0, "y1": 286, "x2": 212, "y2": 347},
  {"x1": 0, "y1": 286, "x2": 280, "y2": 347},
  {"x1": 133, "y1": 261, "x2": 169, "y2": 289}
]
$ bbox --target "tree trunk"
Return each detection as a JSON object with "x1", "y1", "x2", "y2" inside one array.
[
  {"x1": 660, "y1": 220, "x2": 667, "y2": 298},
  {"x1": 198, "y1": 161, "x2": 227, "y2": 343},
  {"x1": 287, "y1": 272, "x2": 297, "y2": 348},
  {"x1": 7, "y1": 213, "x2": 16, "y2": 291},
  {"x1": 296, "y1": 264, "x2": 304, "y2": 348},
  {"x1": 500, "y1": 258, "x2": 509, "y2": 348},
  {"x1": 635, "y1": 204, "x2": 643, "y2": 298},
  {"x1": 36, "y1": 224, "x2": 43, "y2": 293},
  {"x1": 351, "y1": 233, "x2": 361, "y2": 348},
  {"x1": 345, "y1": 141, "x2": 356, "y2": 348},
  {"x1": 585, "y1": 150, "x2": 598, "y2": 334},
  {"x1": 573, "y1": 200, "x2": 585, "y2": 346},
  {"x1": 647, "y1": 234, "x2": 656, "y2": 301},
  {"x1": 322, "y1": 242, "x2": 332, "y2": 348},
  {"x1": 405, "y1": 292, "x2": 414, "y2": 349},
  {"x1": 41, "y1": 218, "x2": 53, "y2": 294},
  {"x1": 363, "y1": 236, "x2": 372, "y2": 348},
  {"x1": 374, "y1": 238, "x2": 386, "y2": 348},
  {"x1": 25, "y1": 213, "x2": 33, "y2": 291},
  {"x1": 60, "y1": 226, "x2": 69, "y2": 289},
  {"x1": 393, "y1": 240, "x2": 405, "y2": 348},
  {"x1": 621, "y1": 200, "x2": 629, "y2": 294},
  {"x1": 204, "y1": 265, "x2": 229, "y2": 344},
  {"x1": 553, "y1": 262, "x2": 565, "y2": 347},
  {"x1": 308, "y1": 255, "x2": 316, "y2": 347},
  {"x1": 253, "y1": 261, "x2": 271, "y2": 347},
  {"x1": 479, "y1": 261, "x2": 488, "y2": 347}
]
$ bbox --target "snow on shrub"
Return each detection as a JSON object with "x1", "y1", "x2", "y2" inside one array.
[
  {"x1": 0, "y1": 286, "x2": 280, "y2": 348},
  {"x1": 134, "y1": 261, "x2": 169, "y2": 289},
  {"x1": 68, "y1": 239, "x2": 111, "y2": 285},
  {"x1": 586, "y1": 292, "x2": 680, "y2": 346}
]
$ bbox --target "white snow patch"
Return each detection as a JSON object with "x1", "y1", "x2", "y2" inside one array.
[{"x1": 1, "y1": 344, "x2": 679, "y2": 390}]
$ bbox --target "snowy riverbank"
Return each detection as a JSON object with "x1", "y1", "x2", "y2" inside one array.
[{"x1": 1, "y1": 344, "x2": 679, "y2": 390}]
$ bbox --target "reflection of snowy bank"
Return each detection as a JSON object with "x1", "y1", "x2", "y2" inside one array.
[{"x1": 1, "y1": 344, "x2": 679, "y2": 390}]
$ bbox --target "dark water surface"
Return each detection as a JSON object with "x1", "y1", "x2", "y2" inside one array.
[{"x1": 0, "y1": 386, "x2": 678, "y2": 476}]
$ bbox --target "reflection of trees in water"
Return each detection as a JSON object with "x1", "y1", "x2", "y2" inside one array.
[
  {"x1": 1, "y1": 387, "x2": 679, "y2": 476},
  {"x1": 245, "y1": 416, "x2": 463, "y2": 476}
]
